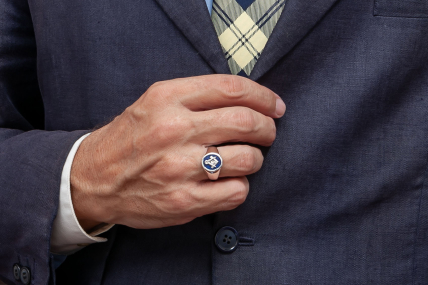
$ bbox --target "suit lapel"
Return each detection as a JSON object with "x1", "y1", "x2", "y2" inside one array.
[
  {"x1": 154, "y1": 0, "x2": 230, "y2": 74},
  {"x1": 250, "y1": 0, "x2": 341, "y2": 81},
  {"x1": 153, "y1": 0, "x2": 340, "y2": 79}
]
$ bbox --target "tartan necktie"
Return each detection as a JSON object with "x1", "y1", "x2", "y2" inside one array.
[{"x1": 211, "y1": 0, "x2": 286, "y2": 77}]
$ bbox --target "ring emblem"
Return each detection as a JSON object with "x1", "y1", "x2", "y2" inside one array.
[{"x1": 202, "y1": 152, "x2": 222, "y2": 174}]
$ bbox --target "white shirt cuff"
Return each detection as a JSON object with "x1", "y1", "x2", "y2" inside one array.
[{"x1": 50, "y1": 133, "x2": 114, "y2": 255}]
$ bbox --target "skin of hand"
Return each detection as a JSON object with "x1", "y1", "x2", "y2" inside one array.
[{"x1": 70, "y1": 74, "x2": 286, "y2": 231}]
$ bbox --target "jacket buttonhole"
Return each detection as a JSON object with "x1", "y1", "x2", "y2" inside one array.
[{"x1": 238, "y1": 236, "x2": 255, "y2": 246}]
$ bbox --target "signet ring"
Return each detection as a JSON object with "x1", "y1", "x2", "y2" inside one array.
[{"x1": 202, "y1": 146, "x2": 223, "y2": 180}]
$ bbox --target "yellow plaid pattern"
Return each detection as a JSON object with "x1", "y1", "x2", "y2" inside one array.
[{"x1": 212, "y1": 0, "x2": 286, "y2": 76}]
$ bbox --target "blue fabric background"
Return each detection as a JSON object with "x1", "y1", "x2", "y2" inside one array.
[{"x1": 1, "y1": 0, "x2": 428, "y2": 284}]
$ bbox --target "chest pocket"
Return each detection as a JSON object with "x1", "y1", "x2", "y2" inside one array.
[{"x1": 374, "y1": 0, "x2": 428, "y2": 17}]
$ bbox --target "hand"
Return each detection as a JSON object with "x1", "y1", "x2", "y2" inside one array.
[{"x1": 70, "y1": 75, "x2": 286, "y2": 230}]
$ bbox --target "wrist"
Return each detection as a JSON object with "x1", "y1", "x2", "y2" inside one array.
[{"x1": 70, "y1": 131, "x2": 108, "y2": 231}]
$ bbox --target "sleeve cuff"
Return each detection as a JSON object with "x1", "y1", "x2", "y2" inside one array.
[{"x1": 50, "y1": 133, "x2": 115, "y2": 255}]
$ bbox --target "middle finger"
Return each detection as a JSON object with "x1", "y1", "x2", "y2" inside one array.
[{"x1": 192, "y1": 107, "x2": 277, "y2": 147}]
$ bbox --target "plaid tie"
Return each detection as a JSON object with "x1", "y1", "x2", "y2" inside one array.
[{"x1": 212, "y1": 0, "x2": 286, "y2": 77}]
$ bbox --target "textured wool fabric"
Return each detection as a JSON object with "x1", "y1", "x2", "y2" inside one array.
[
  {"x1": 1, "y1": 0, "x2": 428, "y2": 284},
  {"x1": 211, "y1": 0, "x2": 285, "y2": 76}
]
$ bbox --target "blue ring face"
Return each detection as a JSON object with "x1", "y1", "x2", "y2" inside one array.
[{"x1": 202, "y1": 153, "x2": 222, "y2": 173}]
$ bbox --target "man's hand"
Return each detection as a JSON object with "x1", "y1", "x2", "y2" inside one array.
[{"x1": 70, "y1": 75, "x2": 286, "y2": 231}]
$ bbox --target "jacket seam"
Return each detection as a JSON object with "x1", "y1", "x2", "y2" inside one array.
[{"x1": 411, "y1": 152, "x2": 428, "y2": 284}]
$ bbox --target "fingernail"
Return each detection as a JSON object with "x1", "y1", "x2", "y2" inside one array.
[{"x1": 275, "y1": 98, "x2": 286, "y2": 117}]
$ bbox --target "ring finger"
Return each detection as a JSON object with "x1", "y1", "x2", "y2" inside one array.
[{"x1": 196, "y1": 144, "x2": 264, "y2": 181}]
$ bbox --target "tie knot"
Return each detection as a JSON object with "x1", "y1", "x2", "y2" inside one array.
[{"x1": 211, "y1": 0, "x2": 285, "y2": 76}]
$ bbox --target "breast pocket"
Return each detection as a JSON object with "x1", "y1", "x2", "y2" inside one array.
[{"x1": 374, "y1": 0, "x2": 428, "y2": 18}]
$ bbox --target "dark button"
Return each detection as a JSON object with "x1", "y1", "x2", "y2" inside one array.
[
  {"x1": 20, "y1": 266, "x2": 31, "y2": 285},
  {"x1": 215, "y1": 226, "x2": 239, "y2": 253},
  {"x1": 13, "y1": 264, "x2": 21, "y2": 281}
]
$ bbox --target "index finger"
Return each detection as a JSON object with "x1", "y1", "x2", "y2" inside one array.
[{"x1": 167, "y1": 75, "x2": 286, "y2": 118}]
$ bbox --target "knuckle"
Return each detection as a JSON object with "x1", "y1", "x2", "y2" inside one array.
[
  {"x1": 238, "y1": 149, "x2": 258, "y2": 172},
  {"x1": 234, "y1": 109, "x2": 257, "y2": 133},
  {"x1": 220, "y1": 75, "x2": 247, "y2": 100},
  {"x1": 145, "y1": 82, "x2": 163, "y2": 97},
  {"x1": 145, "y1": 80, "x2": 172, "y2": 102},
  {"x1": 129, "y1": 82, "x2": 170, "y2": 118},
  {"x1": 163, "y1": 156, "x2": 183, "y2": 179},
  {"x1": 149, "y1": 80, "x2": 167, "y2": 92},
  {"x1": 151, "y1": 124, "x2": 176, "y2": 145},
  {"x1": 228, "y1": 180, "x2": 249, "y2": 207},
  {"x1": 161, "y1": 154, "x2": 196, "y2": 181},
  {"x1": 123, "y1": 105, "x2": 138, "y2": 120},
  {"x1": 124, "y1": 103, "x2": 146, "y2": 123},
  {"x1": 170, "y1": 116, "x2": 194, "y2": 134},
  {"x1": 267, "y1": 117, "x2": 277, "y2": 143},
  {"x1": 152, "y1": 116, "x2": 194, "y2": 144}
]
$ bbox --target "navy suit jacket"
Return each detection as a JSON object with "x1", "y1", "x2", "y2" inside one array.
[{"x1": 1, "y1": 0, "x2": 428, "y2": 284}]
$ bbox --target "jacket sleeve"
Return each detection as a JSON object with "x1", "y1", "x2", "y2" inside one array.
[{"x1": 0, "y1": 0, "x2": 88, "y2": 284}]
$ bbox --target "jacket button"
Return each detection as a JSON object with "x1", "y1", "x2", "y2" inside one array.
[
  {"x1": 13, "y1": 264, "x2": 21, "y2": 281},
  {"x1": 215, "y1": 226, "x2": 239, "y2": 253},
  {"x1": 20, "y1": 266, "x2": 31, "y2": 285}
]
